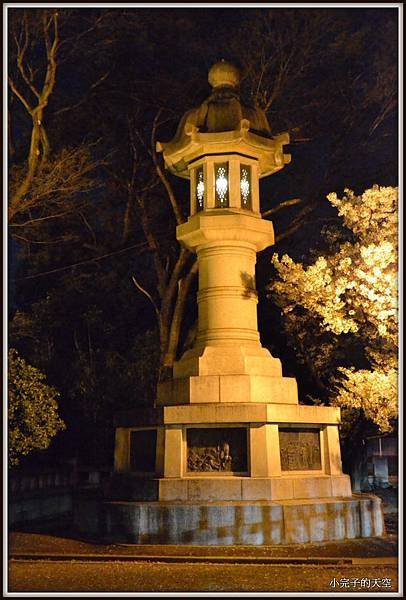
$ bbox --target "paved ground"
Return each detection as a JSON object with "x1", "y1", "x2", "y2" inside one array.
[
  {"x1": 7, "y1": 560, "x2": 399, "y2": 593},
  {"x1": 7, "y1": 531, "x2": 399, "y2": 594},
  {"x1": 8, "y1": 530, "x2": 399, "y2": 559}
]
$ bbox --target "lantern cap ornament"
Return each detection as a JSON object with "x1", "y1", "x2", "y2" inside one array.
[{"x1": 208, "y1": 59, "x2": 240, "y2": 89}]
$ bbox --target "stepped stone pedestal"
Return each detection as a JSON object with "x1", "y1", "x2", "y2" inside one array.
[{"x1": 75, "y1": 61, "x2": 385, "y2": 544}]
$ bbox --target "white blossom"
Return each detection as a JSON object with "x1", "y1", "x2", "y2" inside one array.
[{"x1": 270, "y1": 185, "x2": 398, "y2": 431}]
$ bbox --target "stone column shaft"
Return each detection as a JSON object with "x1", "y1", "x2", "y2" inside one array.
[
  {"x1": 195, "y1": 241, "x2": 260, "y2": 348},
  {"x1": 174, "y1": 212, "x2": 282, "y2": 378}
]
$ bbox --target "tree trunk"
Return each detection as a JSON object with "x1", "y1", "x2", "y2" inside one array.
[
  {"x1": 345, "y1": 439, "x2": 371, "y2": 493},
  {"x1": 159, "y1": 259, "x2": 198, "y2": 381}
]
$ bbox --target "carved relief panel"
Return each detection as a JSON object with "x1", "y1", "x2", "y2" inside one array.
[
  {"x1": 279, "y1": 427, "x2": 322, "y2": 471},
  {"x1": 186, "y1": 427, "x2": 248, "y2": 473}
]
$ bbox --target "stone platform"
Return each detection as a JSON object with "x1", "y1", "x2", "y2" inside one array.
[
  {"x1": 106, "y1": 474, "x2": 352, "y2": 502},
  {"x1": 74, "y1": 495, "x2": 385, "y2": 545}
]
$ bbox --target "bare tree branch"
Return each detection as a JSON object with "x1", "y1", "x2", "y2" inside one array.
[
  {"x1": 274, "y1": 201, "x2": 319, "y2": 243},
  {"x1": 8, "y1": 75, "x2": 33, "y2": 114},
  {"x1": 9, "y1": 10, "x2": 60, "y2": 211},
  {"x1": 13, "y1": 233, "x2": 72, "y2": 245},
  {"x1": 15, "y1": 14, "x2": 41, "y2": 101},
  {"x1": 132, "y1": 275, "x2": 161, "y2": 321},
  {"x1": 151, "y1": 109, "x2": 185, "y2": 225},
  {"x1": 78, "y1": 211, "x2": 97, "y2": 246},
  {"x1": 9, "y1": 211, "x2": 70, "y2": 227},
  {"x1": 13, "y1": 240, "x2": 151, "y2": 282},
  {"x1": 262, "y1": 198, "x2": 302, "y2": 218},
  {"x1": 53, "y1": 72, "x2": 110, "y2": 116}
]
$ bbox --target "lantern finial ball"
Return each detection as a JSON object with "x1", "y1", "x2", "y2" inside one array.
[{"x1": 208, "y1": 60, "x2": 240, "y2": 89}]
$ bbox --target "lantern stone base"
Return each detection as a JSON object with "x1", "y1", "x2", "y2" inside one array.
[
  {"x1": 74, "y1": 495, "x2": 385, "y2": 545},
  {"x1": 106, "y1": 474, "x2": 352, "y2": 502},
  {"x1": 111, "y1": 391, "x2": 383, "y2": 546}
]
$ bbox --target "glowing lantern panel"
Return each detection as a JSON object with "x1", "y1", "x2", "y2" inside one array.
[
  {"x1": 215, "y1": 163, "x2": 229, "y2": 207},
  {"x1": 240, "y1": 165, "x2": 252, "y2": 209},
  {"x1": 196, "y1": 166, "x2": 205, "y2": 211}
]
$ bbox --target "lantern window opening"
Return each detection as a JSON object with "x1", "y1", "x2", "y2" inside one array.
[
  {"x1": 195, "y1": 166, "x2": 205, "y2": 212},
  {"x1": 214, "y1": 162, "x2": 229, "y2": 208},
  {"x1": 240, "y1": 164, "x2": 252, "y2": 210}
]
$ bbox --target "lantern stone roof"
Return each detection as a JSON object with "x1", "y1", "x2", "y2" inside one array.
[
  {"x1": 172, "y1": 60, "x2": 272, "y2": 140},
  {"x1": 157, "y1": 60, "x2": 290, "y2": 179}
]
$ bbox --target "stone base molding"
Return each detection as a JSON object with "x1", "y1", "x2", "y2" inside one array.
[{"x1": 74, "y1": 494, "x2": 385, "y2": 545}]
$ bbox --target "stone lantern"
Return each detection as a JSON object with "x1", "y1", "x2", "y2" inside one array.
[
  {"x1": 87, "y1": 61, "x2": 385, "y2": 545},
  {"x1": 156, "y1": 60, "x2": 290, "y2": 387}
]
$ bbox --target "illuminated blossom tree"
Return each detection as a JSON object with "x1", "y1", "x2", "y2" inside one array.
[{"x1": 269, "y1": 185, "x2": 398, "y2": 433}]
